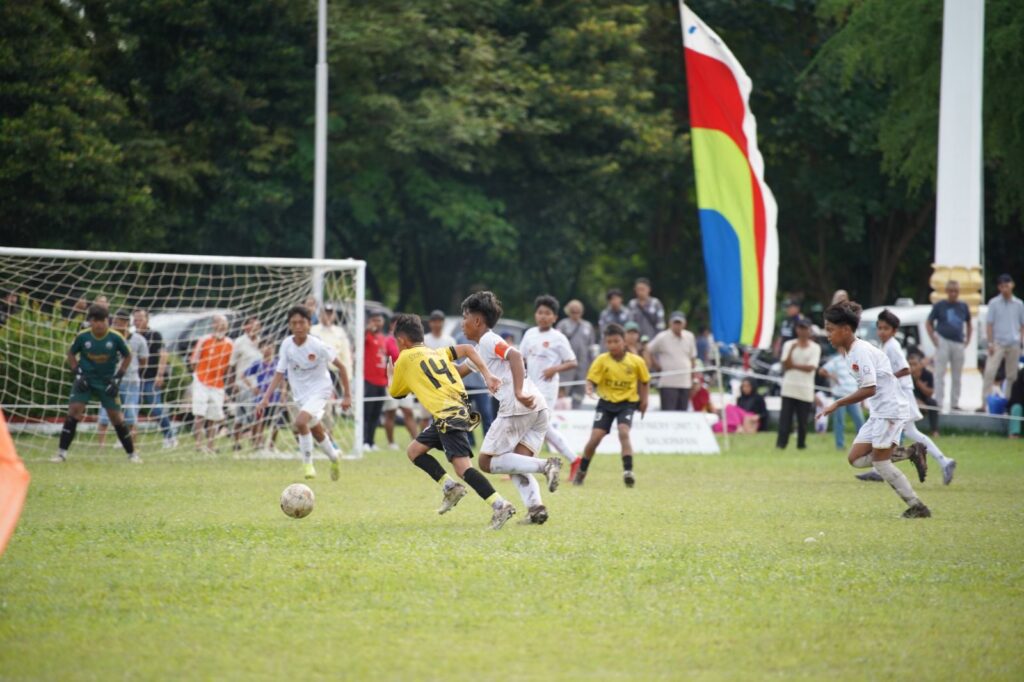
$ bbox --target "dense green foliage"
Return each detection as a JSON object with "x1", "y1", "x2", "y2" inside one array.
[
  {"x1": 2, "y1": 433, "x2": 1022, "y2": 679},
  {"x1": 1, "y1": 0, "x2": 1021, "y2": 321}
]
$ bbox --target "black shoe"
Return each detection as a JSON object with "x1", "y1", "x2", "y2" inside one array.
[
  {"x1": 623, "y1": 470, "x2": 635, "y2": 488},
  {"x1": 907, "y1": 442, "x2": 928, "y2": 483},
  {"x1": 572, "y1": 469, "x2": 587, "y2": 486},
  {"x1": 902, "y1": 503, "x2": 932, "y2": 519},
  {"x1": 526, "y1": 505, "x2": 549, "y2": 525},
  {"x1": 855, "y1": 471, "x2": 884, "y2": 482}
]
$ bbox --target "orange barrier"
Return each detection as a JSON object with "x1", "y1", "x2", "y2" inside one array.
[{"x1": 0, "y1": 410, "x2": 31, "y2": 556}]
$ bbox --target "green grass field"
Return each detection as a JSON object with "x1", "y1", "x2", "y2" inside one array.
[{"x1": 2, "y1": 432, "x2": 1022, "y2": 680}]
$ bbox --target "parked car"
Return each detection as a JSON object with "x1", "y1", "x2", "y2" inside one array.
[
  {"x1": 147, "y1": 308, "x2": 243, "y2": 359},
  {"x1": 858, "y1": 299, "x2": 987, "y2": 370}
]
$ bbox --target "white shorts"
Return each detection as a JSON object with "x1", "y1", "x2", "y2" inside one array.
[
  {"x1": 296, "y1": 394, "x2": 328, "y2": 423},
  {"x1": 481, "y1": 409, "x2": 549, "y2": 455},
  {"x1": 383, "y1": 394, "x2": 415, "y2": 411},
  {"x1": 191, "y1": 381, "x2": 225, "y2": 421},
  {"x1": 854, "y1": 416, "x2": 904, "y2": 449}
]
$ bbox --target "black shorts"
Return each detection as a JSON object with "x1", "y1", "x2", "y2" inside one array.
[
  {"x1": 593, "y1": 400, "x2": 639, "y2": 432},
  {"x1": 416, "y1": 423, "x2": 474, "y2": 462}
]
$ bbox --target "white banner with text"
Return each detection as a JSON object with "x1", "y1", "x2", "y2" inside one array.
[{"x1": 549, "y1": 410, "x2": 720, "y2": 455}]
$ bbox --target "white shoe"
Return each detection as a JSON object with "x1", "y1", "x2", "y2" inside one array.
[
  {"x1": 543, "y1": 457, "x2": 562, "y2": 493},
  {"x1": 388, "y1": 442, "x2": 400, "y2": 451},
  {"x1": 50, "y1": 453, "x2": 67, "y2": 463},
  {"x1": 437, "y1": 483, "x2": 467, "y2": 515},
  {"x1": 489, "y1": 501, "x2": 516, "y2": 530},
  {"x1": 128, "y1": 453, "x2": 143, "y2": 464}
]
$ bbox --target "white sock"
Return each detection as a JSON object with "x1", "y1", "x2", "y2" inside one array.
[
  {"x1": 545, "y1": 425, "x2": 577, "y2": 463},
  {"x1": 298, "y1": 433, "x2": 313, "y2": 464},
  {"x1": 851, "y1": 454, "x2": 873, "y2": 469},
  {"x1": 903, "y1": 425, "x2": 949, "y2": 466},
  {"x1": 872, "y1": 459, "x2": 921, "y2": 507},
  {"x1": 487, "y1": 453, "x2": 545, "y2": 475},
  {"x1": 316, "y1": 435, "x2": 339, "y2": 462},
  {"x1": 511, "y1": 474, "x2": 543, "y2": 508}
]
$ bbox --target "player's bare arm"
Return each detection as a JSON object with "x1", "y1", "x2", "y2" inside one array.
[
  {"x1": 256, "y1": 371, "x2": 286, "y2": 415},
  {"x1": 638, "y1": 381, "x2": 650, "y2": 417},
  {"x1": 506, "y1": 348, "x2": 535, "y2": 408},
  {"x1": 818, "y1": 385, "x2": 876, "y2": 419},
  {"x1": 332, "y1": 357, "x2": 353, "y2": 410},
  {"x1": 542, "y1": 357, "x2": 576, "y2": 381},
  {"x1": 453, "y1": 344, "x2": 501, "y2": 393}
]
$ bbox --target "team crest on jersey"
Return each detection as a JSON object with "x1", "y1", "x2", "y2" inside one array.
[
  {"x1": 543, "y1": 341, "x2": 550, "y2": 348},
  {"x1": 84, "y1": 341, "x2": 92, "y2": 349},
  {"x1": 851, "y1": 363, "x2": 860, "y2": 372},
  {"x1": 308, "y1": 353, "x2": 316, "y2": 361},
  {"x1": 106, "y1": 341, "x2": 113, "y2": 349}
]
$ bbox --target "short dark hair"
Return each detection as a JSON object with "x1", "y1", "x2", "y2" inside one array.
[
  {"x1": 287, "y1": 305, "x2": 311, "y2": 322},
  {"x1": 876, "y1": 309, "x2": 901, "y2": 329},
  {"x1": 392, "y1": 313, "x2": 425, "y2": 343},
  {"x1": 534, "y1": 295, "x2": 559, "y2": 314},
  {"x1": 461, "y1": 291, "x2": 503, "y2": 328},
  {"x1": 604, "y1": 323, "x2": 625, "y2": 339},
  {"x1": 635, "y1": 277, "x2": 651, "y2": 287},
  {"x1": 997, "y1": 273, "x2": 1013, "y2": 285},
  {"x1": 795, "y1": 316, "x2": 811, "y2": 329},
  {"x1": 823, "y1": 301, "x2": 862, "y2": 329},
  {"x1": 85, "y1": 304, "x2": 108, "y2": 321},
  {"x1": 907, "y1": 348, "x2": 925, "y2": 361},
  {"x1": 113, "y1": 309, "x2": 130, "y2": 321},
  {"x1": 606, "y1": 288, "x2": 623, "y2": 301},
  {"x1": 245, "y1": 315, "x2": 260, "y2": 325}
]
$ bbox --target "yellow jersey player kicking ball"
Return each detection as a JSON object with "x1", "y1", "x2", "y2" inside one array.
[
  {"x1": 387, "y1": 314, "x2": 517, "y2": 530},
  {"x1": 817, "y1": 301, "x2": 932, "y2": 518},
  {"x1": 573, "y1": 323, "x2": 650, "y2": 487}
]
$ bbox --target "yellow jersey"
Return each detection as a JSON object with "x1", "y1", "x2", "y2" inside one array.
[
  {"x1": 390, "y1": 345, "x2": 478, "y2": 431},
  {"x1": 586, "y1": 351, "x2": 650, "y2": 403}
]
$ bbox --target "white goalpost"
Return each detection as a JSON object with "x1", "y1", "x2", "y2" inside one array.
[{"x1": 0, "y1": 247, "x2": 366, "y2": 460}]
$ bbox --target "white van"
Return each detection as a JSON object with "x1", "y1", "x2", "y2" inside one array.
[{"x1": 857, "y1": 298, "x2": 987, "y2": 370}]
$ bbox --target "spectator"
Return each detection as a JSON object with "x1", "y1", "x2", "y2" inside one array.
[
  {"x1": 190, "y1": 314, "x2": 233, "y2": 454},
  {"x1": 624, "y1": 321, "x2": 646, "y2": 356},
  {"x1": 776, "y1": 317, "x2": 820, "y2": 450},
  {"x1": 242, "y1": 339, "x2": 286, "y2": 451},
  {"x1": 981, "y1": 274, "x2": 1024, "y2": 407},
  {"x1": 696, "y1": 326, "x2": 712, "y2": 365},
  {"x1": 98, "y1": 310, "x2": 148, "y2": 448},
  {"x1": 381, "y1": 317, "x2": 419, "y2": 448},
  {"x1": 0, "y1": 289, "x2": 19, "y2": 327},
  {"x1": 773, "y1": 299, "x2": 802, "y2": 357},
  {"x1": 819, "y1": 350, "x2": 864, "y2": 449},
  {"x1": 645, "y1": 311, "x2": 697, "y2": 411},
  {"x1": 908, "y1": 349, "x2": 940, "y2": 437},
  {"x1": 831, "y1": 289, "x2": 849, "y2": 305},
  {"x1": 423, "y1": 310, "x2": 455, "y2": 349},
  {"x1": 362, "y1": 311, "x2": 389, "y2": 449},
  {"x1": 627, "y1": 277, "x2": 665, "y2": 340},
  {"x1": 926, "y1": 280, "x2": 971, "y2": 411},
  {"x1": 1008, "y1": 371, "x2": 1024, "y2": 439},
  {"x1": 556, "y1": 299, "x2": 595, "y2": 408},
  {"x1": 311, "y1": 303, "x2": 354, "y2": 412},
  {"x1": 736, "y1": 378, "x2": 768, "y2": 431},
  {"x1": 229, "y1": 316, "x2": 264, "y2": 451},
  {"x1": 598, "y1": 288, "x2": 630, "y2": 348},
  {"x1": 133, "y1": 308, "x2": 177, "y2": 448},
  {"x1": 303, "y1": 296, "x2": 320, "y2": 325},
  {"x1": 689, "y1": 373, "x2": 714, "y2": 413},
  {"x1": 64, "y1": 292, "x2": 88, "y2": 323}
]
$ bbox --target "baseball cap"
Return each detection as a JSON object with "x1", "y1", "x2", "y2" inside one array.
[
  {"x1": 783, "y1": 299, "x2": 799, "y2": 308},
  {"x1": 429, "y1": 309, "x2": 445, "y2": 320},
  {"x1": 624, "y1": 321, "x2": 640, "y2": 332},
  {"x1": 795, "y1": 316, "x2": 812, "y2": 329},
  {"x1": 323, "y1": 303, "x2": 336, "y2": 312},
  {"x1": 997, "y1": 273, "x2": 1013, "y2": 284},
  {"x1": 669, "y1": 311, "x2": 686, "y2": 323}
]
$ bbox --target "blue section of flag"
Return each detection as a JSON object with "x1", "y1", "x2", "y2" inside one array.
[{"x1": 699, "y1": 208, "x2": 742, "y2": 344}]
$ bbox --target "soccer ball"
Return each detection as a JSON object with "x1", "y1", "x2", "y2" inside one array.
[{"x1": 280, "y1": 483, "x2": 315, "y2": 519}]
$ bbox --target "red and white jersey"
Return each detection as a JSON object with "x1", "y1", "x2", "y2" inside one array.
[
  {"x1": 844, "y1": 338, "x2": 909, "y2": 420},
  {"x1": 276, "y1": 334, "x2": 336, "y2": 404},
  {"x1": 519, "y1": 326, "x2": 576, "y2": 405},
  {"x1": 472, "y1": 330, "x2": 546, "y2": 417}
]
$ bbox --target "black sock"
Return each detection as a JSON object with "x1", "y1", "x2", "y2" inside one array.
[
  {"x1": 462, "y1": 467, "x2": 497, "y2": 500},
  {"x1": 622, "y1": 455, "x2": 633, "y2": 471},
  {"x1": 59, "y1": 416, "x2": 79, "y2": 450},
  {"x1": 412, "y1": 453, "x2": 446, "y2": 482},
  {"x1": 579, "y1": 457, "x2": 592, "y2": 472},
  {"x1": 114, "y1": 423, "x2": 135, "y2": 454}
]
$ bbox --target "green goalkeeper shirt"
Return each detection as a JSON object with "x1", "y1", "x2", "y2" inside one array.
[{"x1": 70, "y1": 330, "x2": 130, "y2": 380}]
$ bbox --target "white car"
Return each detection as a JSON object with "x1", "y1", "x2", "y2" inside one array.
[{"x1": 857, "y1": 298, "x2": 987, "y2": 369}]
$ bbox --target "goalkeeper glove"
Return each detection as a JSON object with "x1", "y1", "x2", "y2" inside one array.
[
  {"x1": 72, "y1": 368, "x2": 90, "y2": 394},
  {"x1": 105, "y1": 370, "x2": 125, "y2": 397}
]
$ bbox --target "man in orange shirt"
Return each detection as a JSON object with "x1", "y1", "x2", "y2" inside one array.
[{"x1": 190, "y1": 315, "x2": 234, "y2": 453}]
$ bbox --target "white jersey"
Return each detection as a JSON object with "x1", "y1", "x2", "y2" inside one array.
[
  {"x1": 275, "y1": 334, "x2": 337, "y2": 405},
  {"x1": 424, "y1": 332, "x2": 456, "y2": 350},
  {"x1": 844, "y1": 338, "x2": 909, "y2": 420},
  {"x1": 519, "y1": 326, "x2": 576, "y2": 405},
  {"x1": 473, "y1": 330, "x2": 546, "y2": 417},
  {"x1": 881, "y1": 337, "x2": 913, "y2": 391}
]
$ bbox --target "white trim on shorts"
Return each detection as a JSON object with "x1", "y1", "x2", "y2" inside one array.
[{"x1": 480, "y1": 409, "x2": 549, "y2": 456}]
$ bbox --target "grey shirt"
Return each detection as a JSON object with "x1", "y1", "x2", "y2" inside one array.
[
  {"x1": 627, "y1": 297, "x2": 665, "y2": 340},
  {"x1": 125, "y1": 332, "x2": 149, "y2": 381},
  {"x1": 555, "y1": 318, "x2": 595, "y2": 371},
  {"x1": 986, "y1": 294, "x2": 1024, "y2": 345}
]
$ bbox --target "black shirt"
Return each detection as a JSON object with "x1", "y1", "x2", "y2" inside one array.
[
  {"x1": 778, "y1": 314, "x2": 801, "y2": 346},
  {"x1": 912, "y1": 368, "x2": 934, "y2": 402},
  {"x1": 737, "y1": 392, "x2": 769, "y2": 431},
  {"x1": 139, "y1": 329, "x2": 165, "y2": 381}
]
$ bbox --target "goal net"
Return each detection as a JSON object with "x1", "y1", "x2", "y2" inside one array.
[{"x1": 0, "y1": 247, "x2": 365, "y2": 460}]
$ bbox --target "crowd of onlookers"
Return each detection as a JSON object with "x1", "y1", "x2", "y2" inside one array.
[{"x1": 2, "y1": 270, "x2": 1021, "y2": 449}]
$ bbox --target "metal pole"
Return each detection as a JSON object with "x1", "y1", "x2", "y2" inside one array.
[
  {"x1": 714, "y1": 346, "x2": 730, "y2": 451},
  {"x1": 311, "y1": 0, "x2": 328, "y2": 303},
  {"x1": 351, "y1": 262, "x2": 366, "y2": 459}
]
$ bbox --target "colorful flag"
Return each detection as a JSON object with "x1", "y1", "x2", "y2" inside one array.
[
  {"x1": 0, "y1": 410, "x2": 30, "y2": 557},
  {"x1": 681, "y1": 3, "x2": 778, "y2": 348}
]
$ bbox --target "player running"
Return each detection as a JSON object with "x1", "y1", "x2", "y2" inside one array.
[
  {"x1": 817, "y1": 301, "x2": 932, "y2": 518},
  {"x1": 460, "y1": 291, "x2": 562, "y2": 525},
  {"x1": 573, "y1": 323, "x2": 650, "y2": 487},
  {"x1": 52, "y1": 304, "x2": 141, "y2": 463},
  {"x1": 387, "y1": 314, "x2": 516, "y2": 530},
  {"x1": 875, "y1": 309, "x2": 957, "y2": 484},
  {"x1": 256, "y1": 306, "x2": 351, "y2": 480},
  {"x1": 519, "y1": 295, "x2": 581, "y2": 477}
]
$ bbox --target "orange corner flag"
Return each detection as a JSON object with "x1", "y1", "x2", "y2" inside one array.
[{"x1": 0, "y1": 410, "x2": 31, "y2": 557}]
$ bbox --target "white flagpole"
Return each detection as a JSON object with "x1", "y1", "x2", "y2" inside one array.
[{"x1": 311, "y1": 0, "x2": 328, "y2": 302}]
